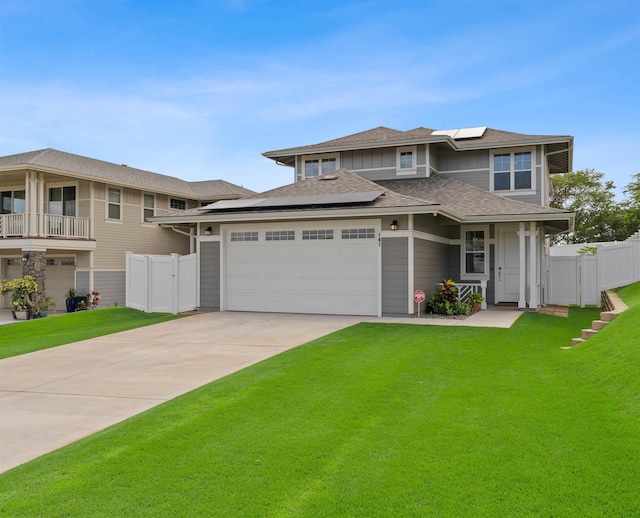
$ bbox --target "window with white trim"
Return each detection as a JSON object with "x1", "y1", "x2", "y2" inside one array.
[
  {"x1": 491, "y1": 149, "x2": 533, "y2": 191},
  {"x1": 48, "y1": 186, "x2": 76, "y2": 216},
  {"x1": 1, "y1": 189, "x2": 25, "y2": 214},
  {"x1": 170, "y1": 198, "x2": 186, "y2": 210},
  {"x1": 143, "y1": 194, "x2": 155, "y2": 221},
  {"x1": 230, "y1": 231, "x2": 258, "y2": 242},
  {"x1": 302, "y1": 155, "x2": 338, "y2": 180},
  {"x1": 108, "y1": 187, "x2": 121, "y2": 220},
  {"x1": 396, "y1": 146, "x2": 416, "y2": 173},
  {"x1": 265, "y1": 230, "x2": 295, "y2": 241},
  {"x1": 460, "y1": 226, "x2": 489, "y2": 278}
]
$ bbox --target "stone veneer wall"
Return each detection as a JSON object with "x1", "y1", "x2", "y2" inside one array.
[{"x1": 23, "y1": 250, "x2": 46, "y2": 309}]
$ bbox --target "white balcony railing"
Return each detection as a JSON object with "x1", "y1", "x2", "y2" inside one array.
[
  {"x1": 0, "y1": 213, "x2": 90, "y2": 239},
  {"x1": 0, "y1": 213, "x2": 25, "y2": 238},
  {"x1": 44, "y1": 214, "x2": 90, "y2": 239}
]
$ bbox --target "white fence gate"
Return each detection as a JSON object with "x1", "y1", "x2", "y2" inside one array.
[
  {"x1": 545, "y1": 240, "x2": 640, "y2": 307},
  {"x1": 126, "y1": 252, "x2": 197, "y2": 314}
]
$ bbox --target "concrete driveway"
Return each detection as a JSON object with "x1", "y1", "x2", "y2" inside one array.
[{"x1": 0, "y1": 312, "x2": 362, "y2": 473}]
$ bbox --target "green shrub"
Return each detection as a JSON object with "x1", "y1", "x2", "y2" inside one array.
[{"x1": 426, "y1": 280, "x2": 471, "y2": 316}]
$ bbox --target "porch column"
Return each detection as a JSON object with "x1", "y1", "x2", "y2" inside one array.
[
  {"x1": 529, "y1": 222, "x2": 538, "y2": 308},
  {"x1": 25, "y1": 171, "x2": 39, "y2": 237},
  {"x1": 518, "y1": 222, "x2": 526, "y2": 309},
  {"x1": 22, "y1": 248, "x2": 46, "y2": 310}
]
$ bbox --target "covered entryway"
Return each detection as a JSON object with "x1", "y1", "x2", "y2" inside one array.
[{"x1": 223, "y1": 221, "x2": 380, "y2": 316}]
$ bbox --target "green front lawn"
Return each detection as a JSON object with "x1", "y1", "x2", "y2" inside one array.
[
  {"x1": 0, "y1": 307, "x2": 183, "y2": 359},
  {"x1": 1, "y1": 287, "x2": 639, "y2": 516}
]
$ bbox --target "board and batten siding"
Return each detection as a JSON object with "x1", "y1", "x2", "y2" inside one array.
[
  {"x1": 381, "y1": 237, "x2": 409, "y2": 316},
  {"x1": 199, "y1": 241, "x2": 220, "y2": 310},
  {"x1": 436, "y1": 148, "x2": 490, "y2": 172},
  {"x1": 414, "y1": 239, "x2": 451, "y2": 302}
]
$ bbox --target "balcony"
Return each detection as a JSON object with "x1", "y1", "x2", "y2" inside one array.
[{"x1": 0, "y1": 213, "x2": 90, "y2": 239}]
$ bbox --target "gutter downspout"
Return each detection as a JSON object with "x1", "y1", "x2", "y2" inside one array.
[{"x1": 169, "y1": 225, "x2": 196, "y2": 251}]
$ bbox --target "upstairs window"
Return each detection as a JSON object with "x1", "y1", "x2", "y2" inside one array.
[
  {"x1": 170, "y1": 198, "x2": 186, "y2": 210},
  {"x1": 1, "y1": 190, "x2": 25, "y2": 214},
  {"x1": 492, "y1": 149, "x2": 533, "y2": 191},
  {"x1": 48, "y1": 186, "x2": 76, "y2": 216},
  {"x1": 396, "y1": 146, "x2": 417, "y2": 174},
  {"x1": 108, "y1": 187, "x2": 121, "y2": 220},
  {"x1": 303, "y1": 156, "x2": 338, "y2": 179},
  {"x1": 143, "y1": 194, "x2": 155, "y2": 221}
]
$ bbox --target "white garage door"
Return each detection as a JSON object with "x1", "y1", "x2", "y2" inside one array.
[{"x1": 225, "y1": 222, "x2": 380, "y2": 316}]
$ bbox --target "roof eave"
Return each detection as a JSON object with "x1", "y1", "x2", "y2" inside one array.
[
  {"x1": 463, "y1": 212, "x2": 574, "y2": 223},
  {"x1": 149, "y1": 204, "x2": 465, "y2": 225},
  {"x1": 262, "y1": 135, "x2": 457, "y2": 161},
  {"x1": 0, "y1": 163, "x2": 241, "y2": 201}
]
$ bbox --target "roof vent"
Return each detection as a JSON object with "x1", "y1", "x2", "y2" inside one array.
[{"x1": 320, "y1": 174, "x2": 338, "y2": 181}]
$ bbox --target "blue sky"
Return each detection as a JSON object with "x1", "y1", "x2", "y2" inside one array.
[{"x1": 1, "y1": 0, "x2": 639, "y2": 195}]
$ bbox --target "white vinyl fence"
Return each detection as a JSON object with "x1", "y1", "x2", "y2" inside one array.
[
  {"x1": 545, "y1": 240, "x2": 640, "y2": 307},
  {"x1": 126, "y1": 252, "x2": 197, "y2": 314}
]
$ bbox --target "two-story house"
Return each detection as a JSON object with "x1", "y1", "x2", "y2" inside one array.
[
  {"x1": 152, "y1": 125, "x2": 575, "y2": 317},
  {"x1": 0, "y1": 148, "x2": 253, "y2": 310}
]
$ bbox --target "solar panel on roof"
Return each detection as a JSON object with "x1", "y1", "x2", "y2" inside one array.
[
  {"x1": 432, "y1": 126, "x2": 487, "y2": 140},
  {"x1": 431, "y1": 129, "x2": 459, "y2": 138},
  {"x1": 199, "y1": 191, "x2": 385, "y2": 211},
  {"x1": 198, "y1": 198, "x2": 265, "y2": 210},
  {"x1": 454, "y1": 126, "x2": 487, "y2": 139}
]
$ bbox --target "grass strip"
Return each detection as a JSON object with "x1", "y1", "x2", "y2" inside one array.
[
  {"x1": 0, "y1": 307, "x2": 183, "y2": 359},
  {"x1": 1, "y1": 290, "x2": 638, "y2": 516}
]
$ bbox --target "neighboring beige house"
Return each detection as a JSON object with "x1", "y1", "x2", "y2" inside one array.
[{"x1": 0, "y1": 148, "x2": 253, "y2": 310}]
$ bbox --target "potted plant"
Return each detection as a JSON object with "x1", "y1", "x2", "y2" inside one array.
[
  {"x1": 64, "y1": 288, "x2": 77, "y2": 313},
  {"x1": 36, "y1": 295, "x2": 56, "y2": 318},
  {"x1": 469, "y1": 292, "x2": 484, "y2": 313},
  {"x1": 1, "y1": 275, "x2": 38, "y2": 320}
]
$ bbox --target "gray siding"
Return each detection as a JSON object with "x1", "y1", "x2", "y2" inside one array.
[
  {"x1": 414, "y1": 215, "x2": 455, "y2": 238},
  {"x1": 341, "y1": 148, "x2": 395, "y2": 170},
  {"x1": 355, "y1": 169, "x2": 401, "y2": 181},
  {"x1": 94, "y1": 271, "x2": 125, "y2": 307},
  {"x1": 414, "y1": 239, "x2": 451, "y2": 303},
  {"x1": 76, "y1": 271, "x2": 90, "y2": 296},
  {"x1": 500, "y1": 168, "x2": 542, "y2": 205},
  {"x1": 436, "y1": 148, "x2": 490, "y2": 171},
  {"x1": 440, "y1": 170, "x2": 490, "y2": 190},
  {"x1": 417, "y1": 144, "x2": 427, "y2": 165},
  {"x1": 200, "y1": 241, "x2": 220, "y2": 311},
  {"x1": 381, "y1": 237, "x2": 408, "y2": 316}
]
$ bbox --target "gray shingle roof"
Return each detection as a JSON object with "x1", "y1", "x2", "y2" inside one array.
[
  {"x1": 193, "y1": 169, "x2": 434, "y2": 215},
  {"x1": 376, "y1": 175, "x2": 571, "y2": 217},
  {"x1": 263, "y1": 125, "x2": 573, "y2": 160},
  {"x1": 165, "y1": 169, "x2": 569, "y2": 223},
  {"x1": 0, "y1": 148, "x2": 255, "y2": 200}
]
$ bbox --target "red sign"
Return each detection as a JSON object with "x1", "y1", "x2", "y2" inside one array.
[{"x1": 413, "y1": 290, "x2": 426, "y2": 303}]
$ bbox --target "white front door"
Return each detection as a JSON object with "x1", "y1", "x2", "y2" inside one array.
[{"x1": 497, "y1": 225, "x2": 520, "y2": 303}]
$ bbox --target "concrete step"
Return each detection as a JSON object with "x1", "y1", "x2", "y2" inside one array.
[
  {"x1": 582, "y1": 328, "x2": 599, "y2": 340},
  {"x1": 571, "y1": 338, "x2": 586, "y2": 347},
  {"x1": 600, "y1": 311, "x2": 619, "y2": 322},
  {"x1": 592, "y1": 320, "x2": 609, "y2": 331}
]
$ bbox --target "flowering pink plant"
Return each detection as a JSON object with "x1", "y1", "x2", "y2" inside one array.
[{"x1": 87, "y1": 290, "x2": 101, "y2": 309}]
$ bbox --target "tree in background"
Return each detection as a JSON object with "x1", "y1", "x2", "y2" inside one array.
[
  {"x1": 550, "y1": 169, "x2": 621, "y2": 243},
  {"x1": 619, "y1": 173, "x2": 640, "y2": 238}
]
